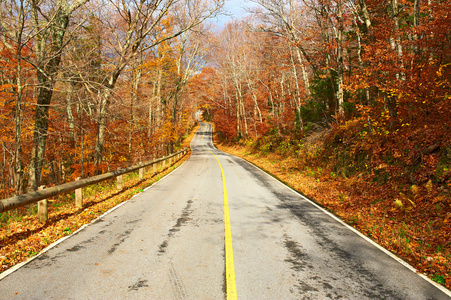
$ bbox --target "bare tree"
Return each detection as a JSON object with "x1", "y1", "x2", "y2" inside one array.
[
  {"x1": 92, "y1": 0, "x2": 223, "y2": 173},
  {"x1": 1, "y1": 0, "x2": 90, "y2": 192},
  {"x1": 26, "y1": 0, "x2": 91, "y2": 191},
  {"x1": 0, "y1": 0, "x2": 32, "y2": 194}
]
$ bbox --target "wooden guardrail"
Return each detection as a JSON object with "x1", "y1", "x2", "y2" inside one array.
[{"x1": 0, "y1": 148, "x2": 188, "y2": 221}]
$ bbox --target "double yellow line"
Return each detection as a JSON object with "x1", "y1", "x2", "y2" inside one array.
[{"x1": 200, "y1": 125, "x2": 237, "y2": 300}]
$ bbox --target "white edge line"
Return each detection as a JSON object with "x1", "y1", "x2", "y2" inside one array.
[
  {"x1": 0, "y1": 158, "x2": 189, "y2": 281},
  {"x1": 207, "y1": 123, "x2": 449, "y2": 293},
  {"x1": 218, "y1": 149, "x2": 451, "y2": 296}
]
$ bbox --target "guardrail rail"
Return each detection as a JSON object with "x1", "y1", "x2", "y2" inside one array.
[{"x1": 0, "y1": 148, "x2": 188, "y2": 222}]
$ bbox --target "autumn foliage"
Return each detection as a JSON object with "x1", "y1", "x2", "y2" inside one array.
[
  {"x1": 189, "y1": 0, "x2": 451, "y2": 288},
  {"x1": 0, "y1": 0, "x2": 450, "y2": 288},
  {"x1": 0, "y1": 0, "x2": 221, "y2": 198}
]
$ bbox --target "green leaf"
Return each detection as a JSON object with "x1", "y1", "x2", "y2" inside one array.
[{"x1": 433, "y1": 275, "x2": 446, "y2": 285}]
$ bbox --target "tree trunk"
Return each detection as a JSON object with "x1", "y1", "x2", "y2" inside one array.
[
  {"x1": 336, "y1": 0, "x2": 345, "y2": 117},
  {"x1": 295, "y1": 48, "x2": 310, "y2": 98},
  {"x1": 245, "y1": 76, "x2": 262, "y2": 123},
  {"x1": 155, "y1": 68, "x2": 163, "y2": 129},
  {"x1": 289, "y1": 45, "x2": 304, "y2": 130},
  {"x1": 28, "y1": 73, "x2": 58, "y2": 191},
  {"x1": 28, "y1": 6, "x2": 71, "y2": 191},
  {"x1": 235, "y1": 80, "x2": 248, "y2": 139},
  {"x1": 94, "y1": 88, "x2": 111, "y2": 174},
  {"x1": 14, "y1": 55, "x2": 24, "y2": 195},
  {"x1": 148, "y1": 80, "x2": 157, "y2": 138},
  {"x1": 391, "y1": 0, "x2": 405, "y2": 81},
  {"x1": 129, "y1": 63, "x2": 141, "y2": 166},
  {"x1": 360, "y1": 0, "x2": 372, "y2": 30},
  {"x1": 66, "y1": 83, "x2": 76, "y2": 141}
]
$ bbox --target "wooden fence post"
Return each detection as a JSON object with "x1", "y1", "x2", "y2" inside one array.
[
  {"x1": 139, "y1": 167, "x2": 144, "y2": 180},
  {"x1": 0, "y1": 151, "x2": 189, "y2": 215},
  {"x1": 117, "y1": 168, "x2": 123, "y2": 190},
  {"x1": 75, "y1": 177, "x2": 83, "y2": 208},
  {"x1": 38, "y1": 185, "x2": 48, "y2": 223}
]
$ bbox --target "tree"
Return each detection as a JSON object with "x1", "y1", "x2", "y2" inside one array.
[
  {"x1": 91, "y1": 0, "x2": 223, "y2": 173},
  {"x1": 0, "y1": 0, "x2": 33, "y2": 195},
  {"x1": 25, "y1": 0, "x2": 91, "y2": 191}
]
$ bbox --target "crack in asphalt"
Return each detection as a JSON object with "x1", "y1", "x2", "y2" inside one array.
[
  {"x1": 234, "y1": 156, "x2": 402, "y2": 299},
  {"x1": 283, "y1": 234, "x2": 310, "y2": 272},
  {"x1": 128, "y1": 279, "x2": 149, "y2": 291},
  {"x1": 169, "y1": 262, "x2": 188, "y2": 299},
  {"x1": 108, "y1": 228, "x2": 133, "y2": 254},
  {"x1": 158, "y1": 200, "x2": 194, "y2": 255}
]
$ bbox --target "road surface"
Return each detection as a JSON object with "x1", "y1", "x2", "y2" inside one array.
[{"x1": 0, "y1": 122, "x2": 450, "y2": 299}]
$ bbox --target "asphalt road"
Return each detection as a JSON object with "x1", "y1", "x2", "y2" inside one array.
[{"x1": 0, "y1": 122, "x2": 450, "y2": 299}]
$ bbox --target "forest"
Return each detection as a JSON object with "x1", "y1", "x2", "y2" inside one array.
[
  {"x1": 0, "y1": 0, "x2": 450, "y2": 287},
  {"x1": 197, "y1": 0, "x2": 450, "y2": 287},
  {"x1": 0, "y1": 0, "x2": 223, "y2": 197}
]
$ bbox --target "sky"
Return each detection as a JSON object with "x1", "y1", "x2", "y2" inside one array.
[{"x1": 213, "y1": 0, "x2": 256, "y2": 28}]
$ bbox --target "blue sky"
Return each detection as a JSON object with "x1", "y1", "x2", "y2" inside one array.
[{"x1": 213, "y1": 0, "x2": 256, "y2": 27}]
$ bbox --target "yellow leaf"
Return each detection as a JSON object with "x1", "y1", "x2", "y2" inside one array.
[
  {"x1": 425, "y1": 180, "x2": 433, "y2": 193},
  {"x1": 411, "y1": 185, "x2": 419, "y2": 195},
  {"x1": 394, "y1": 199, "x2": 403, "y2": 208}
]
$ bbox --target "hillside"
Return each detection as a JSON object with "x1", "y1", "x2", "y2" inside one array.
[{"x1": 215, "y1": 123, "x2": 450, "y2": 288}]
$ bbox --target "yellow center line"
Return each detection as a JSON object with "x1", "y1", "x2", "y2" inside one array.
[{"x1": 201, "y1": 125, "x2": 237, "y2": 300}]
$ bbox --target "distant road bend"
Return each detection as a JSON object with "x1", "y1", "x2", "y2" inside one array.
[{"x1": 0, "y1": 122, "x2": 450, "y2": 299}]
